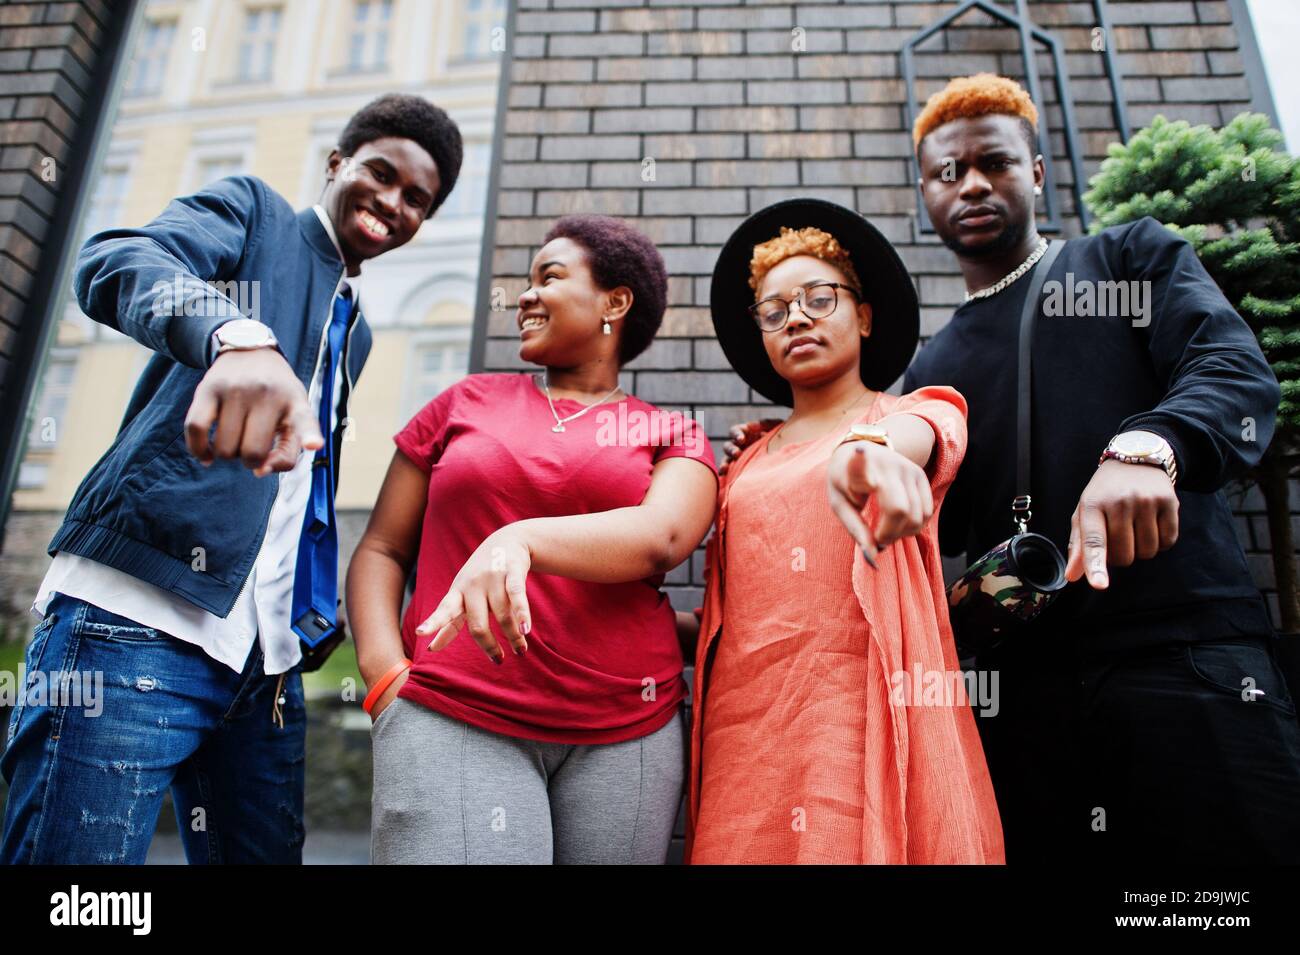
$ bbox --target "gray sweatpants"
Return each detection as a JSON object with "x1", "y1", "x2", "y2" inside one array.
[{"x1": 370, "y1": 698, "x2": 686, "y2": 864}]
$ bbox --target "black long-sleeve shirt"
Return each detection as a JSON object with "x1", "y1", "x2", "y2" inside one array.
[{"x1": 905, "y1": 216, "x2": 1280, "y2": 652}]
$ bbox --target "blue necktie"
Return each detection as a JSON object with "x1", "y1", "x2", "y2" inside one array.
[{"x1": 291, "y1": 286, "x2": 352, "y2": 647}]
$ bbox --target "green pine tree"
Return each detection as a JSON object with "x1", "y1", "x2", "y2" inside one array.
[{"x1": 1085, "y1": 113, "x2": 1300, "y2": 631}]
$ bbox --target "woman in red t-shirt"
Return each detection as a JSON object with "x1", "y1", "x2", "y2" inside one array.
[{"x1": 347, "y1": 215, "x2": 718, "y2": 864}]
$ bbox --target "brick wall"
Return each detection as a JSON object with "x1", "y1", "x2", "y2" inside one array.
[
  {"x1": 480, "y1": 0, "x2": 1286, "y2": 861},
  {"x1": 481, "y1": 0, "x2": 1282, "y2": 605},
  {"x1": 0, "y1": 0, "x2": 130, "y2": 539}
]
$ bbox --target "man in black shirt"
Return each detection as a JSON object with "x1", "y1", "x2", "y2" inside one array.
[{"x1": 902, "y1": 74, "x2": 1300, "y2": 863}]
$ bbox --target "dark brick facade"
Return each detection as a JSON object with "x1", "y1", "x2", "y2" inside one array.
[
  {"x1": 478, "y1": 0, "x2": 1289, "y2": 622},
  {"x1": 0, "y1": 0, "x2": 133, "y2": 542},
  {"x1": 478, "y1": 0, "x2": 1288, "y2": 861}
]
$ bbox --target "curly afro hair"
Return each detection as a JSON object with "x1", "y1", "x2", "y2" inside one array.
[
  {"x1": 748, "y1": 226, "x2": 863, "y2": 299},
  {"x1": 542, "y1": 215, "x2": 668, "y2": 366},
  {"x1": 338, "y1": 93, "x2": 464, "y2": 217},
  {"x1": 913, "y1": 73, "x2": 1039, "y2": 155}
]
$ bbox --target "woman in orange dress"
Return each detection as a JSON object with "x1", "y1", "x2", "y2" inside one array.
[{"x1": 685, "y1": 199, "x2": 1004, "y2": 864}]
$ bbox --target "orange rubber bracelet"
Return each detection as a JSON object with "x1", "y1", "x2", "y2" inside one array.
[{"x1": 363, "y1": 659, "x2": 412, "y2": 714}]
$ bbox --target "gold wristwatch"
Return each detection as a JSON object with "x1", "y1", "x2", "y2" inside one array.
[
  {"x1": 1099, "y1": 430, "x2": 1178, "y2": 486},
  {"x1": 836, "y1": 422, "x2": 893, "y2": 452}
]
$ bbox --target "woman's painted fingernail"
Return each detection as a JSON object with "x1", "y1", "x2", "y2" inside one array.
[
  {"x1": 521, "y1": 620, "x2": 530, "y2": 636},
  {"x1": 862, "y1": 547, "x2": 877, "y2": 569}
]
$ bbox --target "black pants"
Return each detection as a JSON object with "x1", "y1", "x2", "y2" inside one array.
[{"x1": 971, "y1": 632, "x2": 1300, "y2": 864}]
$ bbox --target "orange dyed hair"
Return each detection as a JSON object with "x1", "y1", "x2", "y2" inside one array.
[
  {"x1": 748, "y1": 226, "x2": 862, "y2": 298},
  {"x1": 912, "y1": 73, "x2": 1038, "y2": 149}
]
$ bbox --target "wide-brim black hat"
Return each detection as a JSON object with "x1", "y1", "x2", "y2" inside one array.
[{"x1": 710, "y1": 198, "x2": 919, "y2": 407}]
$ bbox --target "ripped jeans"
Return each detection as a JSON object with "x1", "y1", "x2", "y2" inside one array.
[{"x1": 0, "y1": 591, "x2": 306, "y2": 864}]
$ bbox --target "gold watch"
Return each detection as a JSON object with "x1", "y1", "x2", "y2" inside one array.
[
  {"x1": 1099, "y1": 430, "x2": 1178, "y2": 486},
  {"x1": 836, "y1": 422, "x2": 893, "y2": 452}
]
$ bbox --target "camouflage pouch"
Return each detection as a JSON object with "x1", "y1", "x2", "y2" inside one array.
[{"x1": 946, "y1": 531, "x2": 1066, "y2": 657}]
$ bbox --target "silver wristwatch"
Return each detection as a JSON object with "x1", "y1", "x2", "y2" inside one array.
[
  {"x1": 1099, "y1": 430, "x2": 1178, "y2": 486},
  {"x1": 210, "y1": 319, "x2": 280, "y2": 364}
]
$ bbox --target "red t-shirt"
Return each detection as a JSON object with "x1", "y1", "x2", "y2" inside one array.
[{"x1": 392, "y1": 372, "x2": 718, "y2": 744}]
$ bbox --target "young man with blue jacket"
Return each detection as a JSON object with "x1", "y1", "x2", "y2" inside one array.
[{"x1": 0, "y1": 93, "x2": 462, "y2": 864}]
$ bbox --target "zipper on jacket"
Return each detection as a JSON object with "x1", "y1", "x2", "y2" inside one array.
[
  {"x1": 343, "y1": 297, "x2": 358, "y2": 401},
  {"x1": 226, "y1": 487, "x2": 277, "y2": 617},
  {"x1": 226, "y1": 270, "x2": 344, "y2": 616},
  {"x1": 305, "y1": 269, "x2": 345, "y2": 403}
]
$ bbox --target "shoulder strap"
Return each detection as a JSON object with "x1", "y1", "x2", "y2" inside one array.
[{"x1": 1014, "y1": 239, "x2": 1064, "y2": 527}]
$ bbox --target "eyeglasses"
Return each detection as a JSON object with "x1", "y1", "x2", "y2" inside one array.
[{"x1": 748, "y1": 282, "x2": 862, "y2": 333}]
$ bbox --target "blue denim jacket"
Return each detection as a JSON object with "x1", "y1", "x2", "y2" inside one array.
[{"x1": 49, "y1": 175, "x2": 373, "y2": 617}]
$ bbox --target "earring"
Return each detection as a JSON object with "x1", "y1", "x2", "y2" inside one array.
[
  {"x1": 602, "y1": 317, "x2": 611, "y2": 335},
  {"x1": 1034, "y1": 185, "x2": 1043, "y2": 196}
]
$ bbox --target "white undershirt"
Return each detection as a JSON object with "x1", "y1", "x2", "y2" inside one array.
[{"x1": 32, "y1": 205, "x2": 358, "y2": 675}]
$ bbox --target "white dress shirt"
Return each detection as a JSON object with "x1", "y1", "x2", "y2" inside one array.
[{"x1": 33, "y1": 205, "x2": 358, "y2": 676}]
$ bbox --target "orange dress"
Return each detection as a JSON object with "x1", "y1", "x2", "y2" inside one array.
[{"x1": 686, "y1": 386, "x2": 1004, "y2": 864}]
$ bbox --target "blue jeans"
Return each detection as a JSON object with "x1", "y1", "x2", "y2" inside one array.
[{"x1": 0, "y1": 592, "x2": 306, "y2": 864}]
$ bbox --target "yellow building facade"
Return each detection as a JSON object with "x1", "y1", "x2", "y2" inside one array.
[
  {"x1": 2, "y1": 0, "x2": 502, "y2": 631},
  {"x1": 14, "y1": 0, "x2": 501, "y2": 515}
]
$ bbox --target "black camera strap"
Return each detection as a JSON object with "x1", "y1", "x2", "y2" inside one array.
[{"x1": 1013, "y1": 238, "x2": 1064, "y2": 533}]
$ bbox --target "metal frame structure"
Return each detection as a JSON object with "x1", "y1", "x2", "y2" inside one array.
[{"x1": 1091, "y1": 0, "x2": 1132, "y2": 143}]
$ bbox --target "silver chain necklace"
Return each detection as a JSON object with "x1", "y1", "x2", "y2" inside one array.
[
  {"x1": 538, "y1": 372, "x2": 622, "y2": 433},
  {"x1": 964, "y1": 237, "x2": 1049, "y2": 302}
]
